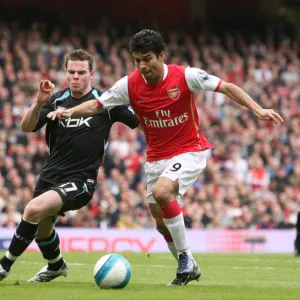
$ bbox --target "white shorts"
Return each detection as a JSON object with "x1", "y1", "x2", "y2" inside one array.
[{"x1": 144, "y1": 151, "x2": 208, "y2": 204}]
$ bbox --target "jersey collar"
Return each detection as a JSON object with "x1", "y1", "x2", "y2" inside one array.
[{"x1": 163, "y1": 63, "x2": 168, "y2": 80}]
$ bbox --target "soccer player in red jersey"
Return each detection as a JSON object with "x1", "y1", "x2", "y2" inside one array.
[{"x1": 48, "y1": 29, "x2": 284, "y2": 286}]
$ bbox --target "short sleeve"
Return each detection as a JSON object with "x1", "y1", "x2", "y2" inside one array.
[
  {"x1": 97, "y1": 76, "x2": 130, "y2": 110},
  {"x1": 185, "y1": 67, "x2": 222, "y2": 93}
]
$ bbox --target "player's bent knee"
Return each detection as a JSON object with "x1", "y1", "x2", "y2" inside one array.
[
  {"x1": 152, "y1": 185, "x2": 176, "y2": 204},
  {"x1": 23, "y1": 201, "x2": 43, "y2": 222}
]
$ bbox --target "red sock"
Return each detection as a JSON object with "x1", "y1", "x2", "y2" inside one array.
[
  {"x1": 161, "y1": 200, "x2": 182, "y2": 219},
  {"x1": 163, "y1": 235, "x2": 173, "y2": 242}
]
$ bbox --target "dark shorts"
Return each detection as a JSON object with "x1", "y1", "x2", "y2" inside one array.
[{"x1": 33, "y1": 178, "x2": 95, "y2": 216}]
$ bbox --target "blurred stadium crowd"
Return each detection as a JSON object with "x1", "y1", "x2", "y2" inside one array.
[{"x1": 0, "y1": 20, "x2": 299, "y2": 230}]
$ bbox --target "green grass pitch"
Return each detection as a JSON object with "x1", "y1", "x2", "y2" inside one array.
[{"x1": 1, "y1": 251, "x2": 300, "y2": 300}]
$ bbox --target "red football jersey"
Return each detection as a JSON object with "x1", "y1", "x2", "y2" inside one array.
[{"x1": 127, "y1": 65, "x2": 214, "y2": 162}]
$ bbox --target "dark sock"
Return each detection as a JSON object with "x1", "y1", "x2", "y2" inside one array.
[
  {"x1": 296, "y1": 212, "x2": 300, "y2": 233},
  {"x1": 36, "y1": 230, "x2": 64, "y2": 271},
  {"x1": 0, "y1": 219, "x2": 38, "y2": 271}
]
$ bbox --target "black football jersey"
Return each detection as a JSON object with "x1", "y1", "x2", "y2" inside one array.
[{"x1": 33, "y1": 87, "x2": 138, "y2": 184}]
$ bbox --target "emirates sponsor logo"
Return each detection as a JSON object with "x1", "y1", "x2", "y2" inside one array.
[
  {"x1": 143, "y1": 112, "x2": 188, "y2": 128},
  {"x1": 167, "y1": 86, "x2": 180, "y2": 101}
]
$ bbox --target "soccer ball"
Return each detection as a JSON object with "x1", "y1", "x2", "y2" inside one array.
[{"x1": 93, "y1": 254, "x2": 132, "y2": 289}]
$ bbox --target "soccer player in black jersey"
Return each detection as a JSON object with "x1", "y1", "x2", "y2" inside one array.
[{"x1": 0, "y1": 49, "x2": 139, "y2": 282}]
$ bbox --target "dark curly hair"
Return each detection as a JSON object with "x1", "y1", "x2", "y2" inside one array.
[{"x1": 129, "y1": 29, "x2": 165, "y2": 55}]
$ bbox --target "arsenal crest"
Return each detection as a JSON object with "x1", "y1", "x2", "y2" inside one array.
[{"x1": 167, "y1": 86, "x2": 180, "y2": 101}]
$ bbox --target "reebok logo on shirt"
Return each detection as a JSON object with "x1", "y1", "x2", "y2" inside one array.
[{"x1": 59, "y1": 117, "x2": 93, "y2": 128}]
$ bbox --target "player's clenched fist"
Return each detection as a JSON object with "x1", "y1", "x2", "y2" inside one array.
[{"x1": 36, "y1": 80, "x2": 55, "y2": 104}]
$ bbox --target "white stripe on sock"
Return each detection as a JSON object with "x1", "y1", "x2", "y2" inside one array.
[
  {"x1": 48, "y1": 253, "x2": 62, "y2": 264},
  {"x1": 6, "y1": 251, "x2": 18, "y2": 261}
]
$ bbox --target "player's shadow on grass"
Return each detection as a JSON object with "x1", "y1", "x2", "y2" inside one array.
[{"x1": 1, "y1": 281, "x2": 203, "y2": 289}]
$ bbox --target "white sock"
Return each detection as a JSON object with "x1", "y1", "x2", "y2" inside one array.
[
  {"x1": 163, "y1": 213, "x2": 190, "y2": 254},
  {"x1": 167, "y1": 242, "x2": 178, "y2": 261}
]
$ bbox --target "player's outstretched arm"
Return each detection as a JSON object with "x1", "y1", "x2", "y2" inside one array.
[
  {"x1": 47, "y1": 99, "x2": 103, "y2": 120},
  {"x1": 217, "y1": 81, "x2": 284, "y2": 124}
]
